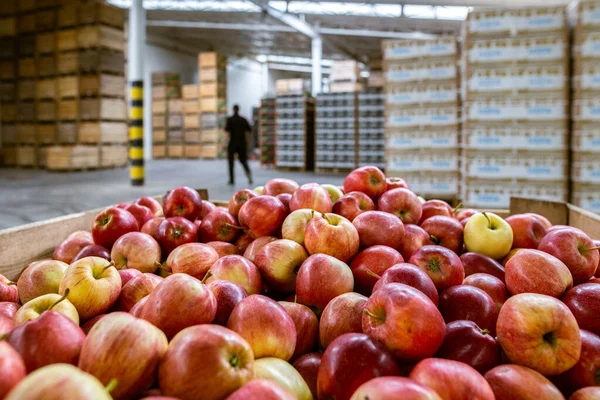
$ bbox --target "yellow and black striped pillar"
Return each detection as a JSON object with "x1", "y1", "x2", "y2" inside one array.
[{"x1": 129, "y1": 80, "x2": 144, "y2": 186}]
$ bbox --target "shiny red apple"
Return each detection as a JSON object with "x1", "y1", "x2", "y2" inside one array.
[
  {"x1": 228, "y1": 189, "x2": 258, "y2": 218},
  {"x1": 332, "y1": 191, "x2": 375, "y2": 222},
  {"x1": 289, "y1": 183, "x2": 333, "y2": 214},
  {"x1": 377, "y1": 188, "x2": 423, "y2": 225},
  {"x1": 163, "y1": 186, "x2": 203, "y2": 221},
  {"x1": 343, "y1": 166, "x2": 387, "y2": 200},
  {"x1": 352, "y1": 210, "x2": 405, "y2": 250},
  {"x1": 350, "y1": 245, "x2": 404, "y2": 295},
  {"x1": 439, "y1": 285, "x2": 499, "y2": 335},
  {"x1": 409, "y1": 245, "x2": 465, "y2": 290},
  {"x1": 198, "y1": 209, "x2": 241, "y2": 243},
  {"x1": 238, "y1": 196, "x2": 287, "y2": 238},
  {"x1": 372, "y1": 263, "x2": 438, "y2": 305},
  {"x1": 91, "y1": 207, "x2": 139, "y2": 249},
  {"x1": 421, "y1": 215, "x2": 464, "y2": 254},
  {"x1": 319, "y1": 292, "x2": 368, "y2": 349},
  {"x1": 156, "y1": 217, "x2": 198, "y2": 256}
]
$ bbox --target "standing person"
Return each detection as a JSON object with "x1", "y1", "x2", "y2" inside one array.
[{"x1": 225, "y1": 104, "x2": 253, "y2": 185}]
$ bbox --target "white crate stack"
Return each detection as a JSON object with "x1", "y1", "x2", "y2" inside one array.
[
  {"x1": 358, "y1": 90, "x2": 385, "y2": 169},
  {"x1": 383, "y1": 37, "x2": 461, "y2": 199},
  {"x1": 461, "y1": 6, "x2": 570, "y2": 209},
  {"x1": 571, "y1": 0, "x2": 600, "y2": 214},
  {"x1": 315, "y1": 92, "x2": 357, "y2": 170}
]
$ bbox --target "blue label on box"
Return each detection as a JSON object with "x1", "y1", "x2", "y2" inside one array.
[
  {"x1": 430, "y1": 44, "x2": 451, "y2": 54},
  {"x1": 432, "y1": 161, "x2": 451, "y2": 168},
  {"x1": 431, "y1": 91, "x2": 451, "y2": 100},
  {"x1": 477, "y1": 194, "x2": 502, "y2": 202},
  {"x1": 430, "y1": 68, "x2": 451, "y2": 78},
  {"x1": 432, "y1": 183, "x2": 452, "y2": 190},
  {"x1": 390, "y1": 71, "x2": 410, "y2": 80},
  {"x1": 527, "y1": 137, "x2": 552, "y2": 145},
  {"x1": 590, "y1": 107, "x2": 600, "y2": 115},
  {"x1": 477, "y1": 78, "x2": 503, "y2": 89},
  {"x1": 477, "y1": 137, "x2": 501, "y2": 144},
  {"x1": 432, "y1": 138, "x2": 451, "y2": 145},
  {"x1": 528, "y1": 167, "x2": 552, "y2": 175},
  {"x1": 431, "y1": 115, "x2": 450, "y2": 122},
  {"x1": 528, "y1": 47, "x2": 554, "y2": 56},
  {"x1": 476, "y1": 19, "x2": 502, "y2": 29},
  {"x1": 478, "y1": 50, "x2": 502, "y2": 59},
  {"x1": 527, "y1": 107, "x2": 553, "y2": 115},
  {"x1": 478, "y1": 166, "x2": 501, "y2": 173},
  {"x1": 479, "y1": 107, "x2": 501, "y2": 115},
  {"x1": 528, "y1": 77, "x2": 556, "y2": 88},
  {"x1": 391, "y1": 138, "x2": 415, "y2": 146},
  {"x1": 527, "y1": 17, "x2": 555, "y2": 27},
  {"x1": 391, "y1": 48, "x2": 411, "y2": 57}
]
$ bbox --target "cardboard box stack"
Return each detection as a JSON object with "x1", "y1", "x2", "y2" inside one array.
[
  {"x1": 151, "y1": 72, "x2": 180, "y2": 159},
  {"x1": 358, "y1": 90, "x2": 385, "y2": 169},
  {"x1": 383, "y1": 37, "x2": 461, "y2": 199},
  {"x1": 571, "y1": 0, "x2": 600, "y2": 214},
  {"x1": 276, "y1": 94, "x2": 315, "y2": 171},
  {"x1": 198, "y1": 52, "x2": 227, "y2": 159},
  {"x1": 259, "y1": 97, "x2": 276, "y2": 166},
  {"x1": 330, "y1": 60, "x2": 363, "y2": 93},
  {"x1": 461, "y1": 6, "x2": 570, "y2": 208},
  {"x1": 275, "y1": 79, "x2": 308, "y2": 96},
  {"x1": 182, "y1": 83, "x2": 201, "y2": 158}
]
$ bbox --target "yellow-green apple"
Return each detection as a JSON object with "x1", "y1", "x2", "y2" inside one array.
[
  {"x1": 207, "y1": 280, "x2": 248, "y2": 325},
  {"x1": 463, "y1": 273, "x2": 509, "y2": 311},
  {"x1": 200, "y1": 200, "x2": 217, "y2": 219},
  {"x1": 81, "y1": 314, "x2": 106, "y2": 334},
  {"x1": 319, "y1": 292, "x2": 368, "y2": 349},
  {"x1": 332, "y1": 191, "x2": 375, "y2": 222},
  {"x1": 111, "y1": 232, "x2": 161, "y2": 273},
  {"x1": 78, "y1": 312, "x2": 168, "y2": 400},
  {"x1": 130, "y1": 295, "x2": 148, "y2": 318},
  {"x1": 419, "y1": 199, "x2": 453, "y2": 224},
  {"x1": 263, "y1": 178, "x2": 299, "y2": 196},
  {"x1": 304, "y1": 213, "x2": 360, "y2": 262},
  {"x1": 372, "y1": 263, "x2": 439, "y2": 305},
  {"x1": 398, "y1": 224, "x2": 432, "y2": 260},
  {"x1": 296, "y1": 254, "x2": 354, "y2": 314},
  {"x1": 126, "y1": 203, "x2": 154, "y2": 228},
  {"x1": 254, "y1": 239, "x2": 308, "y2": 294},
  {"x1": 0, "y1": 301, "x2": 19, "y2": 319},
  {"x1": 118, "y1": 268, "x2": 142, "y2": 286},
  {"x1": 206, "y1": 241, "x2": 239, "y2": 257},
  {"x1": 159, "y1": 325, "x2": 253, "y2": 400},
  {"x1": 15, "y1": 292, "x2": 79, "y2": 326},
  {"x1": 163, "y1": 186, "x2": 203, "y2": 221},
  {"x1": 238, "y1": 195, "x2": 287, "y2": 238},
  {"x1": 0, "y1": 274, "x2": 18, "y2": 303},
  {"x1": 317, "y1": 333, "x2": 400, "y2": 399},
  {"x1": 497, "y1": 293, "x2": 581, "y2": 375},
  {"x1": 350, "y1": 376, "x2": 443, "y2": 400},
  {"x1": 289, "y1": 183, "x2": 333, "y2": 214},
  {"x1": 0, "y1": 341, "x2": 26, "y2": 398},
  {"x1": 228, "y1": 189, "x2": 258, "y2": 218},
  {"x1": 227, "y1": 294, "x2": 296, "y2": 360},
  {"x1": 292, "y1": 353, "x2": 321, "y2": 399},
  {"x1": 140, "y1": 273, "x2": 216, "y2": 339},
  {"x1": 243, "y1": 236, "x2": 278, "y2": 263},
  {"x1": 505, "y1": 213, "x2": 546, "y2": 249},
  {"x1": 560, "y1": 329, "x2": 600, "y2": 392},
  {"x1": 276, "y1": 193, "x2": 292, "y2": 213},
  {"x1": 17, "y1": 260, "x2": 68, "y2": 304},
  {"x1": 505, "y1": 249, "x2": 572, "y2": 297},
  {"x1": 538, "y1": 228, "x2": 600, "y2": 284},
  {"x1": 141, "y1": 216, "x2": 165, "y2": 238},
  {"x1": 156, "y1": 217, "x2": 198, "y2": 255},
  {"x1": 5, "y1": 363, "x2": 112, "y2": 400},
  {"x1": 8, "y1": 310, "x2": 85, "y2": 372},
  {"x1": 464, "y1": 212, "x2": 513, "y2": 260},
  {"x1": 118, "y1": 273, "x2": 163, "y2": 311},
  {"x1": 91, "y1": 207, "x2": 139, "y2": 249},
  {"x1": 570, "y1": 387, "x2": 600, "y2": 400},
  {"x1": 226, "y1": 379, "x2": 295, "y2": 400},
  {"x1": 409, "y1": 245, "x2": 465, "y2": 290},
  {"x1": 362, "y1": 283, "x2": 445, "y2": 361},
  {"x1": 455, "y1": 208, "x2": 478, "y2": 221},
  {"x1": 135, "y1": 196, "x2": 163, "y2": 216},
  {"x1": 254, "y1": 185, "x2": 264, "y2": 194},
  {"x1": 281, "y1": 209, "x2": 321, "y2": 247},
  {"x1": 352, "y1": 210, "x2": 405, "y2": 250},
  {"x1": 73, "y1": 244, "x2": 110, "y2": 261},
  {"x1": 322, "y1": 183, "x2": 344, "y2": 203},
  {"x1": 350, "y1": 245, "x2": 404, "y2": 295},
  {"x1": 409, "y1": 358, "x2": 495, "y2": 400},
  {"x1": 253, "y1": 357, "x2": 312, "y2": 400},
  {"x1": 166, "y1": 242, "x2": 219, "y2": 279},
  {"x1": 59, "y1": 257, "x2": 121, "y2": 320},
  {"x1": 198, "y1": 209, "x2": 241, "y2": 243},
  {"x1": 207, "y1": 255, "x2": 263, "y2": 295},
  {"x1": 377, "y1": 188, "x2": 423, "y2": 225},
  {"x1": 436, "y1": 320, "x2": 500, "y2": 373},
  {"x1": 386, "y1": 177, "x2": 410, "y2": 191},
  {"x1": 421, "y1": 215, "x2": 464, "y2": 254},
  {"x1": 562, "y1": 283, "x2": 600, "y2": 336},
  {"x1": 484, "y1": 364, "x2": 565, "y2": 400},
  {"x1": 53, "y1": 230, "x2": 94, "y2": 264},
  {"x1": 343, "y1": 166, "x2": 387, "y2": 200},
  {"x1": 279, "y1": 301, "x2": 318, "y2": 360},
  {"x1": 460, "y1": 252, "x2": 506, "y2": 282},
  {"x1": 439, "y1": 285, "x2": 499, "y2": 335}
]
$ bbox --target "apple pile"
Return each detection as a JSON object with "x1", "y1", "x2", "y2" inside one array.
[{"x1": 1, "y1": 166, "x2": 600, "y2": 400}]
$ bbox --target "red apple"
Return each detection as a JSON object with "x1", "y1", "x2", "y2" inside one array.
[
  {"x1": 421, "y1": 215, "x2": 464, "y2": 254},
  {"x1": 350, "y1": 376, "x2": 442, "y2": 400},
  {"x1": 0, "y1": 301, "x2": 19, "y2": 320},
  {"x1": 378, "y1": 188, "x2": 423, "y2": 225},
  {"x1": 81, "y1": 314, "x2": 106, "y2": 334},
  {"x1": 200, "y1": 200, "x2": 217, "y2": 219},
  {"x1": 570, "y1": 387, "x2": 600, "y2": 400},
  {"x1": 17, "y1": 260, "x2": 68, "y2": 304},
  {"x1": 485, "y1": 364, "x2": 565, "y2": 400},
  {"x1": 279, "y1": 301, "x2": 318, "y2": 360},
  {"x1": 165, "y1": 242, "x2": 219, "y2": 279},
  {"x1": 0, "y1": 274, "x2": 19, "y2": 303},
  {"x1": 236, "y1": 233, "x2": 254, "y2": 254},
  {"x1": 0, "y1": 341, "x2": 26, "y2": 398},
  {"x1": 292, "y1": 353, "x2": 321, "y2": 399},
  {"x1": 227, "y1": 294, "x2": 296, "y2": 360},
  {"x1": 281, "y1": 209, "x2": 321, "y2": 247},
  {"x1": 561, "y1": 329, "x2": 600, "y2": 391},
  {"x1": 398, "y1": 224, "x2": 431, "y2": 260},
  {"x1": 239, "y1": 196, "x2": 287, "y2": 238},
  {"x1": 419, "y1": 199, "x2": 453, "y2": 224},
  {"x1": 116, "y1": 202, "x2": 130, "y2": 209},
  {"x1": 409, "y1": 245, "x2": 465, "y2": 290},
  {"x1": 353, "y1": 210, "x2": 405, "y2": 250},
  {"x1": 118, "y1": 268, "x2": 142, "y2": 286},
  {"x1": 594, "y1": 239, "x2": 600, "y2": 277},
  {"x1": 198, "y1": 209, "x2": 241, "y2": 243},
  {"x1": 562, "y1": 283, "x2": 600, "y2": 336},
  {"x1": 505, "y1": 249, "x2": 572, "y2": 298},
  {"x1": 126, "y1": 203, "x2": 154, "y2": 229},
  {"x1": 226, "y1": 379, "x2": 295, "y2": 400},
  {"x1": 156, "y1": 217, "x2": 198, "y2": 256},
  {"x1": 439, "y1": 285, "x2": 499, "y2": 335},
  {"x1": 343, "y1": 166, "x2": 387, "y2": 200},
  {"x1": 363, "y1": 283, "x2": 445, "y2": 362},
  {"x1": 505, "y1": 213, "x2": 546, "y2": 249},
  {"x1": 386, "y1": 177, "x2": 410, "y2": 191},
  {"x1": 130, "y1": 295, "x2": 148, "y2": 318},
  {"x1": 111, "y1": 232, "x2": 161, "y2": 273},
  {"x1": 289, "y1": 183, "x2": 333, "y2": 214},
  {"x1": 228, "y1": 189, "x2": 258, "y2": 218},
  {"x1": 264, "y1": 178, "x2": 299, "y2": 196},
  {"x1": 206, "y1": 241, "x2": 238, "y2": 257},
  {"x1": 456, "y1": 208, "x2": 478, "y2": 221},
  {"x1": 461, "y1": 252, "x2": 506, "y2": 282},
  {"x1": 163, "y1": 186, "x2": 203, "y2": 221},
  {"x1": 276, "y1": 193, "x2": 292, "y2": 213},
  {"x1": 372, "y1": 263, "x2": 439, "y2": 305},
  {"x1": 206, "y1": 280, "x2": 248, "y2": 326},
  {"x1": 304, "y1": 213, "x2": 360, "y2": 262},
  {"x1": 317, "y1": 333, "x2": 400, "y2": 400},
  {"x1": 254, "y1": 239, "x2": 308, "y2": 294},
  {"x1": 91, "y1": 207, "x2": 139, "y2": 249},
  {"x1": 463, "y1": 273, "x2": 509, "y2": 311},
  {"x1": 350, "y1": 245, "x2": 404, "y2": 295},
  {"x1": 207, "y1": 255, "x2": 263, "y2": 295},
  {"x1": 539, "y1": 228, "x2": 600, "y2": 284},
  {"x1": 53, "y1": 230, "x2": 94, "y2": 264},
  {"x1": 332, "y1": 191, "x2": 375, "y2": 222},
  {"x1": 410, "y1": 358, "x2": 495, "y2": 400},
  {"x1": 243, "y1": 236, "x2": 278, "y2": 263},
  {"x1": 135, "y1": 196, "x2": 163, "y2": 216},
  {"x1": 73, "y1": 244, "x2": 111, "y2": 261},
  {"x1": 319, "y1": 292, "x2": 368, "y2": 349},
  {"x1": 118, "y1": 273, "x2": 162, "y2": 311},
  {"x1": 497, "y1": 293, "x2": 581, "y2": 375},
  {"x1": 0, "y1": 315, "x2": 14, "y2": 336},
  {"x1": 525, "y1": 212, "x2": 553, "y2": 230},
  {"x1": 141, "y1": 216, "x2": 165, "y2": 238}
]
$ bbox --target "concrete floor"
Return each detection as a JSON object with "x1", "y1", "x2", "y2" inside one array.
[{"x1": 0, "y1": 160, "x2": 345, "y2": 230}]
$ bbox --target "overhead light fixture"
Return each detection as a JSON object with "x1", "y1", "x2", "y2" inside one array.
[{"x1": 256, "y1": 54, "x2": 268, "y2": 63}]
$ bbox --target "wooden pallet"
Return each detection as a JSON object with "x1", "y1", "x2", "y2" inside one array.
[{"x1": 46, "y1": 145, "x2": 99, "y2": 171}]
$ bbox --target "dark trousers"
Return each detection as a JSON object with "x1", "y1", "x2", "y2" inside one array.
[{"x1": 228, "y1": 142, "x2": 251, "y2": 184}]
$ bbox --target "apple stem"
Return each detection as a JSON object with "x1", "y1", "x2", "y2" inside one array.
[
  {"x1": 480, "y1": 329, "x2": 490, "y2": 336},
  {"x1": 48, "y1": 288, "x2": 70, "y2": 311},
  {"x1": 225, "y1": 223, "x2": 245, "y2": 231},
  {"x1": 429, "y1": 235, "x2": 440, "y2": 245},
  {"x1": 365, "y1": 269, "x2": 381, "y2": 280},
  {"x1": 155, "y1": 262, "x2": 170, "y2": 273},
  {"x1": 294, "y1": 294, "x2": 298, "y2": 303},
  {"x1": 363, "y1": 309, "x2": 384, "y2": 321},
  {"x1": 482, "y1": 211, "x2": 492, "y2": 228},
  {"x1": 105, "y1": 379, "x2": 118, "y2": 394},
  {"x1": 201, "y1": 271, "x2": 212, "y2": 284},
  {"x1": 0, "y1": 333, "x2": 8, "y2": 341},
  {"x1": 452, "y1": 202, "x2": 463, "y2": 215},
  {"x1": 100, "y1": 262, "x2": 114, "y2": 275},
  {"x1": 583, "y1": 247, "x2": 600, "y2": 253},
  {"x1": 6, "y1": 281, "x2": 16, "y2": 286}
]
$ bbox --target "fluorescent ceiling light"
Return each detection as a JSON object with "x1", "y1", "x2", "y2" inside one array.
[
  {"x1": 258, "y1": 54, "x2": 335, "y2": 66},
  {"x1": 107, "y1": 0, "x2": 260, "y2": 12},
  {"x1": 269, "y1": 1, "x2": 401, "y2": 17}
]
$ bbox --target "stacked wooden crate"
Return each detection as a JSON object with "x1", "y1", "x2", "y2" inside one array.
[
  {"x1": 182, "y1": 84, "x2": 201, "y2": 158},
  {"x1": 198, "y1": 52, "x2": 227, "y2": 159},
  {"x1": 571, "y1": 1, "x2": 600, "y2": 214},
  {"x1": 461, "y1": 6, "x2": 570, "y2": 208},
  {"x1": 151, "y1": 72, "x2": 180, "y2": 159},
  {"x1": 0, "y1": 0, "x2": 18, "y2": 166},
  {"x1": 166, "y1": 97, "x2": 183, "y2": 158},
  {"x1": 330, "y1": 60, "x2": 363, "y2": 93},
  {"x1": 259, "y1": 98, "x2": 276, "y2": 166}
]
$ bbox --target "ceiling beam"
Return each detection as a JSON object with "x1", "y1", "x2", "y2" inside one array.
[
  {"x1": 284, "y1": 0, "x2": 569, "y2": 6},
  {"x1": 248, "y1": 0, "x2": 319, "y2": 39}
]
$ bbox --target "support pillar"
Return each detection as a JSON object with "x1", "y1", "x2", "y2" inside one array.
[
  {"x1": 312, "y1": 36, "x2": 322, "y2": 96},
  {"x1": 128, "y1": 0, "x2": 145, "y2": 186}
]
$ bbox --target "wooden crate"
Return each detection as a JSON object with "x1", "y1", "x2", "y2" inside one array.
[
  {"x1": 199, "y1": 81, "x2": 226, "y2": 98},
  {"x1": 78, "y1": 121, "x2": 127, "y2": 143},
  {"x1": 18, "y1": 80, "x2": 35, "y2": 100},
  {"x1": 35, "y1": 9, "x2": 57, "y2": 32},
  {"x1": 0, "y1": 61, "x2": 15, "y2": 80},
  {"x1": 183, "y1": 100, "x2": 199, "y2": 114},
  {"x1": 198, "y1": 52, "x2": 226, "y2": 68},
  {"x1": 167, "y1": 114, "x2": 183, "y2": 129},
  {"x1": 1, "y1": 145, "x2": 17, "y2": 166},
  {"x1": 152, "y1": 144, "x2": 166, "y2": 159},
  {"x1": 0, "y1": 17, "x2": 16, "y2": 36},
  {"x1": 46, "y1": 145, "x2": 100, "y2": 171},
  {"x1": 57, "y1": 52, "x2": 78, "y2": 75},
  {"x1": 184, "y1": 144, "x2": 202, "y2": 158},
  {"x1": 58, "y1": 3, "x2": 77, "y2": 28},
  {"x1": 184, "y1": 114, "x2": 199, "y2": 129},
  {"x1": 79, "y1": 74, "x2": 124, "y2": 97},
  {"x1": 79, "y1": 98, "x2": 126, "y2": 120},
  {"x1": 200, "y1": 97, "x2": 227, "y2": 113},
  {"x1": 36, "y1": 79, "x2": 56, "y2": 100},
  {"x1": 17, "y1": 13, "x2": 35, "y2": 34},
  {"x1": 58, "y1": 99, "x2": 77, "y2": 120},
  {"x1": 57, "y1": 122, "x2": 77, "y2": 143},
  {"x1": 79, "y1": 49, "x2": 125, "y2": 74},
  {"x1": 167, "y1": 129, "x2": 183, "y2": 141},
  {"x1": 18, "y1": 35, "x2": 35, "y2": 57},
  {"x1": 1, "y1": 103, "x2": 16, "y2": 122},
  {"x1": 37, "y1": 146, "x2": 48, "y2": 169},
  {"x1": 184, "y1": 130, "x2": 201, "y2": 143},
  {"x1": 36, "y1": 123, "x2": 56, "y2": 144},
  {"x1": 1, "y1": 124, "x2": 16, "y2": 144},
  {"x1": 79, "y1": 2, "x2": 125, "y2": 28},
  {"x1": 38, "y1": 55, "x2": 55, "y2": 77},
  {"x1": 201, "y1": 144, "x2": 218, "y2": 159},
  {"x1": 0, "y1": 38, "x2": 16, "y2": 59},
  {"x1": 152, "y1": 72, "x2": 179, "y2": 86},
  {"x1": 35, "y1": 0, "x2": 57, "y2": 9},
  {"x1": 201, "y1": 129, "x2": 221, "y2": 144},
  {"x1": 18, "y1": 58, "x2": 36, "y2": 78},
  {"x1": 16, "y1": 123, "x2": 35, "y2": 143},
  {"x1": 153, "y1": 129, "x2": 166, "y2": 143},
  {"x1": 182, "y1": 84, "x2": 198, "y2": 99},
  {"x1": 36, "y1": 32, "x2": 55, "y2": 54},
  {"x1": 152, "y1": 85, "x2": 181, "y2": 100},
  {"x1": 167, "y1": 143, "x2": 184, "y2": 158},
  {"x1": 0, "y1": 1, "x2": 16, "y2": 16},
  {"x1": 16, "y1": 146, "x2": 37, "y2": 167},
  {"x1": 152, "y1": 115, "x2": 165, "y2": 129},
  {"x1": 36, "y1": 101, "x2": 56, "y2": 122},
  {"x1": 77, "y1": 25, "x2": 124, "y2": 52},
  {"x1": 58, "y1": 76, "x2": 78, "y2": 98},
  {"x1": 152, "y1": 100, "x2": 167, "y2": 114},
  {"x1": 57, "y1": 29, "x2": 77, "y2": 52},
  {"x1": 99, "y1": 144, "x2": 127, "y2": 167},
  {"x1": 17, "y1": 102, "x2": 35, "y2": 121},
  {"x1": 167, "y1": 99, "x2": 183, "y2": 113},
  {"x1": 0, "y1": 82, "x2": 16, "y2": 103}
]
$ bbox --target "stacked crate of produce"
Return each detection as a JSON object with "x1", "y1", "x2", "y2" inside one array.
[
  {"x1": 166, "y1": 97, "x2": 183, "y2": 159},
  {"x1": 330, "y1": 60, "x2": 363, "y2": 93},
  {"x1": 0, "y1": 1, "x2": 18, "y2": 166},
  {"x1": 151, "y1": 72, "x2": 180, "y2": 159},
  {"x1": 198, "y1": 52, "x2": 227, "y2": 159},
  {"x1": 462, "y1": 6, "x2": 570, "y2": 208},
  {"x1": 358, "y1": 90, "x2": 385, "y2": 170},
  {"x1": 182, "y1": 83, "x2": 201, "y2": 159},
  {"x1": 571, "y1": 0, "x2": 600, "y2": 214},
  {"x1": 275, "y1": 79, "x2": 307, "y2": 96},
  {"x1": 315, "y1": 92, "x2": 357, "y2": 171},
  {"x1": 276, "y1": 94, "x2": 315, "y2": 171},
  {"x1": 383, "y1": 37, "x2": 461, "y2": 199},
  {"x1": 259, "y1": 98, "x2": 276, "y2": 166}
]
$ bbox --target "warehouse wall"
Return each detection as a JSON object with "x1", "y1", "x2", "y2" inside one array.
[{"x1": 226, "y1": 58, "x2": 265, "y2": 124}]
